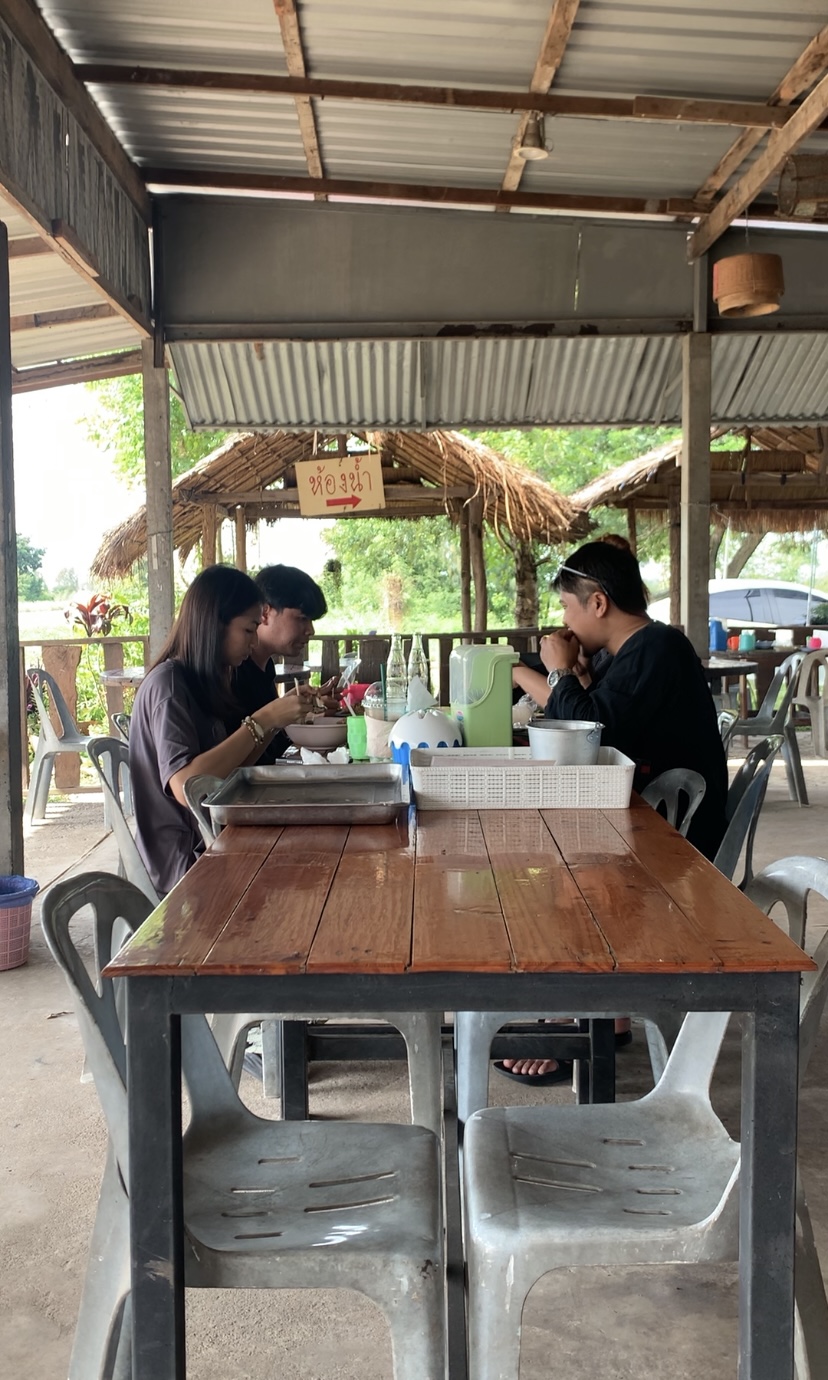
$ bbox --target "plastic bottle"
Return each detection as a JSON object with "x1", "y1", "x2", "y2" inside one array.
[{"x1": 406, "y1": 633, "x2": 430, "y2": 691}]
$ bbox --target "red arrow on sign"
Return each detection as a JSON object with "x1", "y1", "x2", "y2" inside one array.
[{"x1": 325, "y1": 495, "x2": 362, "y2": 509}]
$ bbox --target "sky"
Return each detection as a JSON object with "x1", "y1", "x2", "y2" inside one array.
[{"x1": 11, "y1": 385, "x2": 332, "y2": 590}]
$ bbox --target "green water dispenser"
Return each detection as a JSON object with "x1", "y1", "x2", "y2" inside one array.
[{"x1": 449, "y1": 644, "x2": 519, "y2": 747}]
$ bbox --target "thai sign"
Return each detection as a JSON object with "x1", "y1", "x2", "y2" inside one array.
[{"x1": 295, "y1": 452, "x2": 386, "y2": 516}]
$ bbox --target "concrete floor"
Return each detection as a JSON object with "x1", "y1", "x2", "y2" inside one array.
[{"x1": 3, "y1": 753, "x2": 828, "y2": 1379}]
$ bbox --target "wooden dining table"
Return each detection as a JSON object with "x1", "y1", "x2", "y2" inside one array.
[{"x1": 105, "y1": 799, "x2": 813, "y2": 1380}]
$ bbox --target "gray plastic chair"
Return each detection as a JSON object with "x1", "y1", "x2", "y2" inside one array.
[
  {"x1": 717, "y1": 709, "x2": 737, "y2": 741},
  {"x1": 726, "y1": 734, "x2": 783, "y2": 825},
  {"x1": 463, "y1": 855, "x2": 828, "y2": 1380},
  {"x1": 640, "y1": 767, "x2": 706, "y2": 838},
  {"x1": 110, "y1": 712, "x2": 130, "y2": 743},
  {"x1": 25, "y1": 667, "x2": 93, "y2": 822},
  {"x1": 40, "y1": 872, "x2": 446, "y2": 1380},
  {"x1": 724, "y1": 651, "x2": 808, "y2": 805},
  {"x1": 792, "y1": 649, "x2": 828, "y2": 759},
  {"x1": 86, "y1": 738, "x2": 158, "y2": 908},
  {"x1": 182, "y1": 773, "x2": 222, "y2": 848},
  {"x1": 714, "y1": 751, "x2": 777, "y2": 890}
]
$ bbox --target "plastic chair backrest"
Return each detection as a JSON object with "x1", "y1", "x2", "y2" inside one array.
[
  {"x1": 88, "y1": 733, "x2": 133, "y2": 817},
  {"x1": 744, "y1": 855, "x2": 828, "y2": 1078},
  {"x1": 26, "y1": 667, "x2": 87, "y2": 746},
  {"x1": 754, "y1": 651, "x2": 805, "y2": 731},
  {"x1": 640, "y1": 768, "x2": 706, "y2": 838},
  {"x1": 86, "y1": 738, "x2": 159, "y2": 906},
  {"x1": 718, "y1": 710, "x2": 737, "y2": 741},
  {"x1": 726, "y1": 735, "x2": 783, "y2": 824},
  {"x1": 713, "y1": 756, "x2": 774, "y2": 886},
  {"x1": 40, "y1": 872, "x2": 153, "y2": 1173},
  {"x1": 182, "y1": 774, "x2": 223, "y2": 848},
  {"x1": 111, "y1": 712, "x2": 131, "y2": 743}
]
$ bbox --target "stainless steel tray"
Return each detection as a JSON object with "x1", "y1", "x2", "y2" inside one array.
[{"x1": 205, "y1": 764, "x2": 410, "y2": 827}]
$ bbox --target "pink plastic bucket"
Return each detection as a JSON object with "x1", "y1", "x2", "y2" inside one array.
[{"x1": 0, "y1": 877, "x2": 39, "y2": 971}]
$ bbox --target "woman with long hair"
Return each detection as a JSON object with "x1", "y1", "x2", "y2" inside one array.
[{"x1": 129, "y1": 564, "x2": 314, "y2": 896}]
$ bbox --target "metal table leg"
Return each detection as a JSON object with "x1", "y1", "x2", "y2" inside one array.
[{"x1": 739, "y1": 974, "x2": 800, "y2": 1380}]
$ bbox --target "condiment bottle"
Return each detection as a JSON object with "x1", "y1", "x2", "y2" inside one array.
[{"x1": 406, "y1": 633, "x2": 430, "y2": 691}]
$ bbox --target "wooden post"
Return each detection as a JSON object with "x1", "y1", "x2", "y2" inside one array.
[
  {"x1": 0, "y1": 224, "x2": 23, "y2": 872},
  {"x1": 626, "y1": 507, "x2": 637, "y2": 554},
  {"x1": 234, "y1": 507, "x2": 247, "y2": 571},
  {"x1": 680, "y1": 333, "x2": 711, "y2": 655},
  {"x1": 142, "y1": 340, "x2": 174, "y2": 660},
  {"x1": 468, "y1": 494, "x2": 488, "y2": 633},
  {"x1": 201, "y1": 506, "x2": 218, "y2": 568},
  {"x1": 458, "y1": 504, "x2": 471, "y2": 633},
  {"x1": 668, "y1": 483, "x2": 681, "y2": 628}
]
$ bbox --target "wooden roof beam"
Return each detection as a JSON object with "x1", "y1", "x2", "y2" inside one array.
[
  {"x1": 499, "y1": 0, "x2": 581, "y2": 208},
  {"x1": 7, "y1": 236, "x2": 53, "y2": 259},
  {"x1": 689, "y1": 68, "x2": 828, "y2": 259},
  {"x1": 694, "y1": 22, "x2": 828, "y2": 208},
  {"x1": 9, "y1": 302, "x2": 117, "y2": 332},
  {"x1": 272, "y1": 0, "x2": 325, "y2": 197},
  {"x1": 11, "y1": 348, "x2": 143, "y2": 392},
  {"x1": 145, "y1": 165, "x2": 698, "y2": 218},
  {"x1": 1, "y1": 0, "x2": 149, "y2": 221},
  {"x1": 74, "y1": 64, "x2": 796, "y2": 131}
]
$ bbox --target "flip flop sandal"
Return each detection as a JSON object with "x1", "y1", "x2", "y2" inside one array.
[{"x1": 492, "y1": 1060, "x2": 574, "y2": 1086}]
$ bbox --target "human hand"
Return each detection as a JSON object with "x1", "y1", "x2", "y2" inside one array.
[
  {"x1": 314, "y1": 677, "x2": 341, "y2": 714},
  {"x1": 540, "y1": 629, "x2": 580, "y2": 672},
  {"x1": 256, "y1": 683, "x2": 317, "y2": 731}
]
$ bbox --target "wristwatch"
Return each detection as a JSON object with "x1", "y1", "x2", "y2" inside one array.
[{"x1": 546, "y1": 668, "x2": 578, "y2": 690}]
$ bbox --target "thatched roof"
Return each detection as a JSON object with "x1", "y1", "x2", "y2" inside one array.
[
  {"x1": 91, "y1": 429, "x2": 588, "y2": 579},
  {"x1": 571, "y1": 426, "x2": 828, "y2": 535}
]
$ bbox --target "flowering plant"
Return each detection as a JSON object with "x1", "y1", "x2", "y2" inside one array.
[{"x1": 65, "y1": 594, "x2": 132, "y2": 637}]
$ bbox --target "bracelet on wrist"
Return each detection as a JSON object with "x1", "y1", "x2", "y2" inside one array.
[{"x1": 242, "y1": 714, "x2": 265, "y2": 745}]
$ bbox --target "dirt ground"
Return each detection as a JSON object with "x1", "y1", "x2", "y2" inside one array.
[{"x1": 3, "y1": 757, "x2": 828, "y2": 1379}]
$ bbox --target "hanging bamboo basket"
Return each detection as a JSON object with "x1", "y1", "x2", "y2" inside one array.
[{"x1": 712, "y1": 252, "x2": 784, "y2": 318}]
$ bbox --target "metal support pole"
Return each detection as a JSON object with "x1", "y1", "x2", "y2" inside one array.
[
  {"x1": 0, "y1": 222, "x2": 24, "y2": 874},
  {"x1": 142, "y1": 340, "x2": 174, "y2": 660},
  {"x1": 680, "y1": 331, "x2": 711, "y2": 655}
]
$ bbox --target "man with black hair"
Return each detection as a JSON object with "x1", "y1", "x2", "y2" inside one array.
[{"x1": 227, "y1": 564, "x2": 330, "y2": 763}]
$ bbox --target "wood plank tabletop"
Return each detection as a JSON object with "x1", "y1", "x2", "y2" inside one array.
[{"x1": 104, "y1": 807, "x2": 814, "y2": 979}]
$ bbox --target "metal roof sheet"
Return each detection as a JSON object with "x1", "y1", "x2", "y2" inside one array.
[
  {"x1": 37, "y1": 0, "x2": 288, "y2": 72},
  {"x1": 12, "y1": 314, "x2": 141, "y2": 368},
  {"x1": 169, "y1": 332, "x2": 828, "y2": 431}
]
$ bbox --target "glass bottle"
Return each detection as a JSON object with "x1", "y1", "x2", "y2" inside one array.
[
  {"x1": 407, "y1": 633, "x2": 430, "y2": 691},
  {"x1": 385, "y1": 633, "x2": 408, "y2": 701}
]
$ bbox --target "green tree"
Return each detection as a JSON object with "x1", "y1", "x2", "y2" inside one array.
[
  {"x1": 52, "y1": 567, "x2": 80, "y2": 598},
  {"x1": 17, "y1": 535, "x2": 50, "y2": 601},
  {"x1": 82, "y1": 374, "x2": 228, "y2": 488}
]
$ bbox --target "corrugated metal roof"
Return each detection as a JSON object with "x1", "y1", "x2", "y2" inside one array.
[
  {"x1": 169, "y1": 332, "x2": 828, "y2": 431},
  {"x1": 0, "y1": 190, "x2": 34, "y2": 240},
  {"x1": 37, "y1": 0, "x2": 288, "y2": 73},
  {"x1": 314, "y1": 102, "x2": 517, "y2": 186},
  {"x1": 12, "y1": 315, "x2": 141, "y2": 369}
]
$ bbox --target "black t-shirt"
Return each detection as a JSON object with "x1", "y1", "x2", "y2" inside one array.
[
  {"x1": 545, "y1": 621, "x2": 728, "y2": 861},
  {"x1": 227, "y1": 657, "x2": 290, "y2": 764}
]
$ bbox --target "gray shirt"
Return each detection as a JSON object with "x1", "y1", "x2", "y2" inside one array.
[{"x1": 130, "y1": 660, "x2": 226, "y2": 897}]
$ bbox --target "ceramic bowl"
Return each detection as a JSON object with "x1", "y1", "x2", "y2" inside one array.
[{"x1": 285, "y1": 717, "x2": 348, "y2": 751}]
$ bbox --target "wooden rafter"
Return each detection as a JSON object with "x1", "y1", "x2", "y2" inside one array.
[
  {"x1": 11, "y1": 348, "x2": 143, "y2": 392},
  {"x1": 9, "y1": 302, "x2": 117, "y2": 332},
  {"x1": 272, "y1": 0, "x2": 325, "y2": 197},
  {"x1": 689, "y1": 68, "x2": 828, "y2": 259},
  {"x1": 499, "y1": 0, "x2": 581, "y2": 207},
  {"x1": 7, "y1": 237, "x2": 52, "y2": 259},
  {"x1": 74, "y1": 64, "x2": 796, "y2": 132},
  {"x1": 144, "y1": 165, "x2": 697, "y2": 218},
  {"x1": 694, "y1": 23, "x2": 828, "y2": 208}
]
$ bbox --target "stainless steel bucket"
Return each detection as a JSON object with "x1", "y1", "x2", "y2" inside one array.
[{"x1": 527, "y1": 720, "x2": 603, "y2": 765}]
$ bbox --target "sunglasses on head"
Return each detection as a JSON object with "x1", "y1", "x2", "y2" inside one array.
[{"x1": 553, "y1": 564, "x2": 608, "y2": 596}]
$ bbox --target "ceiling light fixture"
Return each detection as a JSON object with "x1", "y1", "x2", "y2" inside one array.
[{"x1": 516, "y1": 114, "x2": 549, "y2": 161}]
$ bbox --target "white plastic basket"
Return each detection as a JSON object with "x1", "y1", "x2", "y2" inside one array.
[{"x1": 409, "y1": 746, "x2": 635, "y2": 810}]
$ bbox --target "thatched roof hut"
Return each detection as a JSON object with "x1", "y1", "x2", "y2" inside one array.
[
  {"x1": 571, "y1": 426, "x2": 828, "y2": 535},
  {"x1": 92, "y1": 429, "x2": 587, "y2": 632}
]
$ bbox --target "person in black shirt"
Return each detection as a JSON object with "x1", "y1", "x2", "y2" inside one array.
[
  {"x1": 499, "y1": 540, "x2": 728, "y2": 1083},
  {"x1": 228, "y1": 564, "x2": 331, "y2": 762}
]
